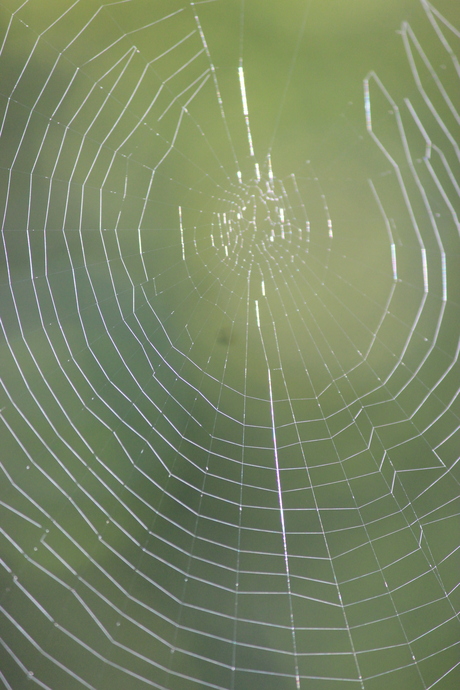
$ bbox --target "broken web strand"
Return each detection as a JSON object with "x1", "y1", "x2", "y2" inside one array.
[{"x1": 362, "y1": 28, "x2": 457, "y2": 419}]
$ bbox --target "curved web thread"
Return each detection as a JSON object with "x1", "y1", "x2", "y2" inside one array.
[{"x1": 0, "y1": 1, "x2": 459, "y2": 689}]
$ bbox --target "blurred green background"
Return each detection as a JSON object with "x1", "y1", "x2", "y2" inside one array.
[{"x1": 0, "y1": 1, "x2": 459, "y2": 688}]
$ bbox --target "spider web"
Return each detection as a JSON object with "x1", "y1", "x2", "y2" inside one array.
[{"x1": 0, "y1": 0, "x2": 459, "y2": 688}]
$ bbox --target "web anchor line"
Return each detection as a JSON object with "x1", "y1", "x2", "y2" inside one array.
[{"x1": 255, "y1": 300, "x2": 301, "y2": 690}]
